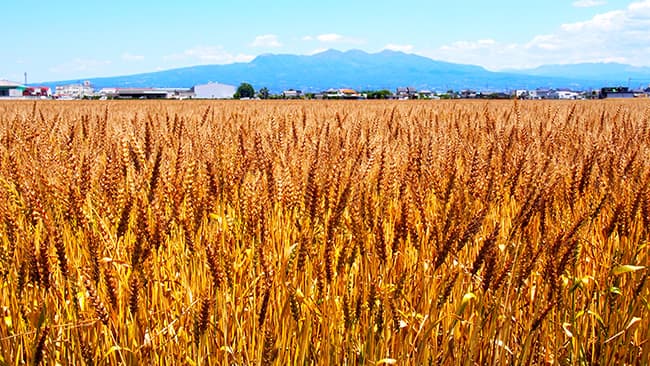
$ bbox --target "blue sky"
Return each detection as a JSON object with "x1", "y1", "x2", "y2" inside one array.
[{"x1": 2, "y1": 0, "x2": 649, "y2": 82}]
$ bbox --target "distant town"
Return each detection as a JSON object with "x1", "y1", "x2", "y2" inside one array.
[{"x1": 1, "y1": 79, "x2": 649, "y2": 101}]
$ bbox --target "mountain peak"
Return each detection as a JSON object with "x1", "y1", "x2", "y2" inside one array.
[
  {"x1": 313, "y1": 48, "x2": 344, "y2": 56},
  {"x1": 378, "y1": 49, "x2": 407, "y2": 55},
  {"x1": 312, "y1": 48, "x2": 371, "y2": 56}
]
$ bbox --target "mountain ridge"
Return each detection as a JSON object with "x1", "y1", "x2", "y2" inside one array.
[{"x1": 35, "y1": 49, "x2": 646, "y2": 93}]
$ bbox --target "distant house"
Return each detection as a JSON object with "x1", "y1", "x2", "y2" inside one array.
[
  {"x1": 0, "y1": 80, "x2": 27, "y2": 97},
  {"x1": 55, "y1": 81, "x2": 94, "y2": 99},
  {"x1": 324, "y1": 88, "x2": 340, "y2": 98},
  {"x1": 339, "y1": 88, "x2": 361, "y2": 99},
  {"x1": 396, "y1": 86, "x2": 417, "y2": 99},
  {"x1": 418, "y1": 90, "x2": 434, "y2": 99},
  {"x1": 460, "y1": 89, "x2": 478, "y2": 99},
  {"x1": 192, "y1": 82, "x2": 236, "y2": 99},
  {"x1": 513, "y1": 89, "x2": 529, "y2": 99},
  {"x1": 160, "y1": 88, "x2": 194, "y2": 99},
  {"x1": 282, "y1": 89, "x2": 302, "y2": 98},
  {"x1": 107, "y1": 88, "x2": 170, "y2": 99},
  {"x1": 550, "y1": 89, "x2": 581, "y2": 100},
  {"x1": 322, "y1": 88, "x2": 362, "y2": 99},
  {"x1": 23, "y1": 86, "x2": 51, "y2": 97},
  {"x1": 529, "y1": 88, "x2": 553, "y2": 99},
  {"x1": 98, "y1": 88, "x2": 118, "y2": 97},
  {"x1": 600, "y1": 87, "x2": 635, "y2": 99},
  {"x1": 478, "y1": 92, "x2": 510, "y2": 99}
]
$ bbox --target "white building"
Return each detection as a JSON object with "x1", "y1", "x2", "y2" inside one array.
[
  {"x1": 192, "y1": 82, "x2": 236, "y2": 99},
  {"x1": 55, "y1": 81, "x2": 94, "y2": 99},
  {"x1": 396, "y1": 86, "x2": 417, "y2": 99},
  {"x1": 0, "y1": 80, "x2": 26, "y2": 97},
  {"x1": 550, "y1": 90, "x2": 581, "y2": 100},
  {"x1": 98, "y1": 88, "x2": 118, "y2": 97},
  {"x1": 282, "y1": 89, "x2": 302, "y2": 98},
  {"x1": 527, "y1": 89, "x2": 552, "y2": 99},
  {"x1": 513, "y1": 89, "x2": 529, "y2": 99},
  {"x1": 160, "y1": 88, "x2": 194, "y2": 99},
  {"x1": 323, "y1": 88, "x2": 362, "y2": 99}
]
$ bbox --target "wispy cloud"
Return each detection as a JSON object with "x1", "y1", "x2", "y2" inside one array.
[
  {"x1": 383, "y1": 44, "x2": 414, "y2": 53},
  {"x1": 573, "y1": 0, "x2": 607, "y2": 8},
  {"x1": 251, "y1": 34, "x2": 282, "y2": 48},
  {"x1": 426, "y1": 0, "x2": 650, "y2": 69},
  {"x1": 164, "y1": 46, "x2": 254, "y2": 64},
  {"x1": 121, "y1": 53, "x2": 144, "y2": 61}
]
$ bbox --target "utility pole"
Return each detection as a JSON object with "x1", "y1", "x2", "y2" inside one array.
[{"x1": 24, "y1": 72, "x2": 27, "y2": 85}]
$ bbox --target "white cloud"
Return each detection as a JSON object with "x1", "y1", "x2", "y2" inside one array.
[
  {"x1": 164, "y1": 46, "x2": 254, "y2": 64},
  {"x1": 425, "y1": 0, "x2": 650, "y2": 69},
  {"x1": 121, "y1": 53, "x2": 144, "y2": 61},
  {"x1": 526, "y1": 35, "x2": 560, "y2": 50},
  {"x1": 307, "y1": 33, "x2": 365, "y2": 45},
  {"x1": 317, "y1": 33, "x2": 344, "y2": 42},
  {"x1": 301, "y1": 33, "x2": 364, "y2": 45},
  {"x1": 561, "y1": 10, "x2": 624, "y2": 32},
  {"x1": 573, "y1": 0, "x2": 606, "y2": 7},
  {"x1": 251, "y1": 34, "x2": 282, "y2": 48},
  {"x1": 383, "y1": 44, "x2": 414, "y2": 53}
]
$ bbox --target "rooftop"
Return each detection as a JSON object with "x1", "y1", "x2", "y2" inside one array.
[
  {"x1": 340, "y1": 88, "x2": 357, "y2": 94},
  {"x1": 0, "y1": 80, "x2": 25, "y2": 88}
]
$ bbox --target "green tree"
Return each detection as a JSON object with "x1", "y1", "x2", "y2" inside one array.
[
  {"x1": 258, "y1": 87, "x2": 269, "y2": 99},
  {"x1": 362, "y1": 89, "x2": 392, "y2": 99},
  {"x1": 234, "y1": 83, "x2": 255, "y2": 99}
]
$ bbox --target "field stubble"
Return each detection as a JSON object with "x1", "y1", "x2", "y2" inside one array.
[{"x1": 0, "y1": 100, "x2": 648, "y2": 365}]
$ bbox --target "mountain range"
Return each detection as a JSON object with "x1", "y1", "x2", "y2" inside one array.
[
  {"x1": 38, "y1": 49, "x2": 650, "y2": 93},
  {"x1": 507, "y1": 63, "x2": 650, "y2": 86}
]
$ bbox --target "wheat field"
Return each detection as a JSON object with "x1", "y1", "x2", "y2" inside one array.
[{"x1": 0, "y1": 99, "x2": 648, "y2": 365}]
